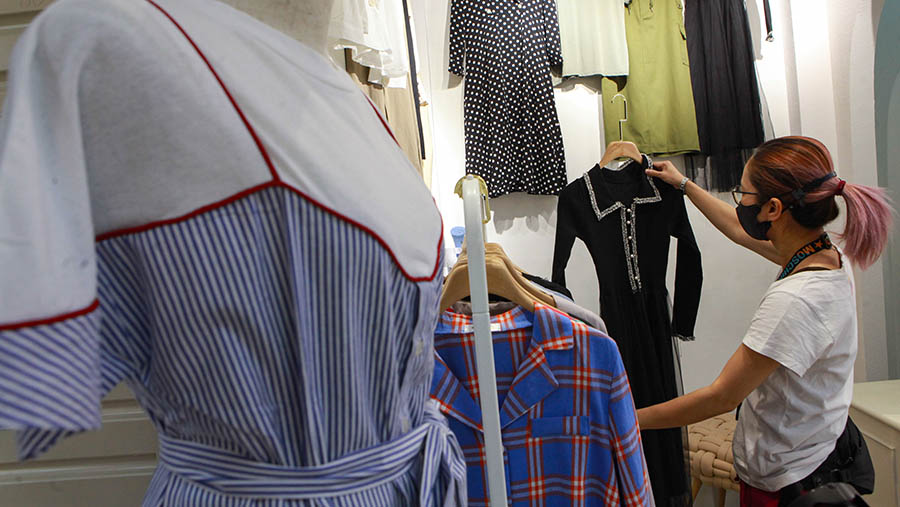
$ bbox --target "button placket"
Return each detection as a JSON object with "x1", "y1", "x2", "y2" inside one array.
[
  {"x1": 628, "y1": 204, "x2": 643, "y2": 291},
  {"x1": 620, "y1": 208, "x2": 639, "y2": 292},
  {"x1": 583, "y1": 158, "x2": 660, "y2": 294}
]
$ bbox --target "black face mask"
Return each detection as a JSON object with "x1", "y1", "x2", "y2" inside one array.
[{"x1": 736, "y1": 203, "x2": 771, "y2": 241}]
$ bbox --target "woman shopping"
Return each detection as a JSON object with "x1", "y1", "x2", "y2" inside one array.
[{"x1": 638, "y1": 136, "x2": 892, "y2": 506}]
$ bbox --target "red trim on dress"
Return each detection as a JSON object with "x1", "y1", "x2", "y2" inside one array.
[
  {"x1": 96, "y1": 181, "x2": 277, "y2": 241},
  {"x1": 363, "y1": 96, "x2": 400, "y2": 145},
  {"x1": 97, "y1": 181, "x2": 443, "y2": 282},
  {"x1": 126, "y1": 1, "x2": 443, "y2": 283},
  {"x1": 145, "y1": 0, "x2": 281, "y2": 183},
  {"x1": 0, "y1": 300, "x2": 99, "y2": 332}
]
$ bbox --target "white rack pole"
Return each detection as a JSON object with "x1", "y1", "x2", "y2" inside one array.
[{"x1": 460, "y1": 175, "x2": 507, "y2": 506}]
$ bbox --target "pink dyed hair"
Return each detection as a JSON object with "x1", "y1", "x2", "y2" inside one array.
[{"x1": 747, "y1": 136, "x2": 894, "y2": 269}]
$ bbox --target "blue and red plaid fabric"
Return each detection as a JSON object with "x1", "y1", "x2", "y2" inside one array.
[{"x1": 431, "y1": 303, "x2": 653, "y2": 506}]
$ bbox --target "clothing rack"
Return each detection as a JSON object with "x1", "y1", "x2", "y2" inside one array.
[{"x1": 455, "y1": 175, "x2": 508, "y2": 505}]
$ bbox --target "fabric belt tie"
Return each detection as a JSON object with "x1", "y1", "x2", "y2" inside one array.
[{"x1": 157, "y1": 403, "x2": 466, "y2": 504}]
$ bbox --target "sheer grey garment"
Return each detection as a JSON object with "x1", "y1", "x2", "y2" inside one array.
[{"x1": 532, "y1": 284, "x2": 608, "y2": 335}]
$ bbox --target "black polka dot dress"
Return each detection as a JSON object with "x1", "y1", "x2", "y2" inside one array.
[{"x1": 449, "y1": 0, "x2": 567, "y2": 198}]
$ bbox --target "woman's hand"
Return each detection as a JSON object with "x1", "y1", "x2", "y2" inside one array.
[
  {"x1": 643, "y1": 160, "x2": 782, "y2": 264},
  {"x1": 646, "y1": 160, "x2": 685, "y2": 189}
]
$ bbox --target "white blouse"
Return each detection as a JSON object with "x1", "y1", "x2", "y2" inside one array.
[{"x1": 557, "y1": 0, "x2": 629, "y2": 77}]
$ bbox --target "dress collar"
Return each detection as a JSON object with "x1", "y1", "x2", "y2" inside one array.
[{"x1": 582, "y1": 154, "x2": 662, "y2": 221}]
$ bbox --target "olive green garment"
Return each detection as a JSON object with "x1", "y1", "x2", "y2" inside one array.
[{"x1": 601, "y1": 0, "x2": 700, "y2": 156}]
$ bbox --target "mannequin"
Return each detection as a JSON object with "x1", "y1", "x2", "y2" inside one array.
[
  {"x1": 0, "y1": 1, "x2": 460, "y2": 505},
  {"x1": 218, "y1": 0, "x2": 334, "y2": 54}
]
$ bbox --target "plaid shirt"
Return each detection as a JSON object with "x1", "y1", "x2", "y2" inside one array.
[{"x1": 431, "y1": 303, "x2": 653, "y2": 506}]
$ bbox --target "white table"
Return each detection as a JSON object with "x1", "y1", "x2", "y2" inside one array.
[{"x1": 849, "y1": 379, "x2": 900, "y2": 506}]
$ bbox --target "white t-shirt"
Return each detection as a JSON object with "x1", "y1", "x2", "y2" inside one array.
[{"x1": 733, "y1": 252, "x2": 857, "y2": 491}]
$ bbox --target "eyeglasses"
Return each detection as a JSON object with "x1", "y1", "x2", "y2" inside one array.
[
  {"x1": 731, "y1": 186, "x2": 760, "y2": 205},
  {"x1": 731, "y1": 185, "x2": 760, "y2": 204}
]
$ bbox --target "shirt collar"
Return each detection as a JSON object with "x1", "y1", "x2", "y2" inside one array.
[
  {"x1": 435, "y1": 302, "x2": 574, "y2": 349},
  {"x1": 431, "y1": 302, "x2": 575, "y2": 432},
  {"x1": 583, "y1": 154, "x2": 662, "y2": 221}
]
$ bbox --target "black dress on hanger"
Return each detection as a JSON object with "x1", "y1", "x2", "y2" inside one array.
[
  {"x1": 552, "y1": 156, "x2": 702, "y2": 507},
  {"x1": 684, "y1": 0, "x2": 766, "y2": 191}
]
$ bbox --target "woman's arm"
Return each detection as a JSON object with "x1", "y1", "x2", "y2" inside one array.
[
  {"x1": 647, "y1": 161, "x2": 781, "y2": 265},
  {"x1": 637, "y1": 344, "x2": 780, "y2": 429}
]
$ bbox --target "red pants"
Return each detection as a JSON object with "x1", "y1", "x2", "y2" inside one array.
[{"x1": 740, "y1": 482, "x2": 781, "y2": 506}]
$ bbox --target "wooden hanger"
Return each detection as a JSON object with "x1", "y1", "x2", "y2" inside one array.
[
  {"x1": 439, "y1": 244, "x2": 555, "y2": 311},
  {"x1": 484, "y1": 243, "x2": 524, "y2": 276},
  {"x1": 598, "y1": 140, "x2": 642, "y2": 168},
  {"x1": 483, "y1": 243, "x2": 556, "y2": 305}
]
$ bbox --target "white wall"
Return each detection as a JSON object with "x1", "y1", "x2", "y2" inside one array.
[{"x1": 414, "y1": 1, "x2": 888, "y2": 502}]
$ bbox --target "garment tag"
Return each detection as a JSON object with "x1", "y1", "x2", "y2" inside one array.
[
  {"x1": 605, "y1": 159, "x2": 629, "y2": 171},
  {"x1": 460, "y1": 323, "x2": 503, "y2": 333}
]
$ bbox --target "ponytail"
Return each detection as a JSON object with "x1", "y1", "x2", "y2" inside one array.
[
  {"x1": 748, "y1": 136, "x2": 895, "y2": 269},
  {"x1": 837, "y1": 182, "x2": 894, "y2": 269}
]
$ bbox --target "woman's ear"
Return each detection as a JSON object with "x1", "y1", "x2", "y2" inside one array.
[{"x1": 762, "y1": 197, "x2": 785, "y2": 222}]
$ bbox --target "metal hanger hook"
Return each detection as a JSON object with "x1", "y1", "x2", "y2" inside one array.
[{"x1": 611, "y1": 93, "x2": 627, "y2": 141}]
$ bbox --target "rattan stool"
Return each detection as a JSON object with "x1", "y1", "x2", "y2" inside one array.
[{"x1": 687, "y1": 413, "x2": 741, "y2": 507}]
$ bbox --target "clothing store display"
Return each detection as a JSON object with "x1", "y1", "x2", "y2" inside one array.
[
  {"x1": 600, "y1": 0, "x2": 700, "y2": 156},
  {"x1": 507, "y1": 272, "x2": 607, "y2": 332},
  {"x1": 552, "y1": 155, "x2": 701, "y2": 506},
  {"x1": 0, "y1": 1, "x2": 463, "y2": 504},
  {"x1": 734, "y1": 252, "x2": 858, "y2": 492},
  {"x1": 684, "y1": 0, "x2": 765, "y2": 191},
  {"x1": 345, "y1": 52, "x2": 424, "y2": 176},
  {"x1": 556, "y1": 0, "x2": 628, "y2": 77},
  {"x1": 449, "y1": 0, "x2": 567, "y2": 197},
  {"x1": 331, "y1": 0, "x2": 410, "y2": 85},
  {"x1": 431, "y1": 303, "x2": 654, "y2": 506}
]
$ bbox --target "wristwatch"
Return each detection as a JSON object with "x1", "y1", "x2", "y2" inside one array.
[{"x1": 679, "y1": 176, "x2": 689, "y2": 193}]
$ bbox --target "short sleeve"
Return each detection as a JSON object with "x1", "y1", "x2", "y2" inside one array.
[
  {"x1": 0, "y1": 6, "x2": 103, "y2": 458},
  {"x1": 742, "y1": 290, "x2": 833, "y2": 377},
  {"x1": 0, "y1": 4, "x2": 98, "y2": 326}
]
